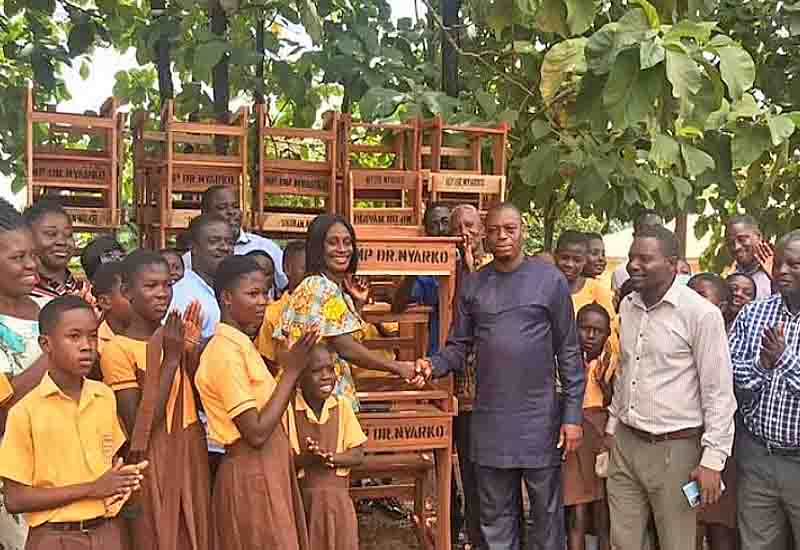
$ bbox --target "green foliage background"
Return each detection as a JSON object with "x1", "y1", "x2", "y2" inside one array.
[{"x1": 3, "y1": 0, "x2": 800, "y2": 264}]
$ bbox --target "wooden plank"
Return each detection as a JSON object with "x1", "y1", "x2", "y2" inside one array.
[
  {"x1": 350, "y1": 170, "x2": 419, "y2": 191},
  {"x1": 34, "y1": 150, "x2": 111, "y2": 162},
  {"x1": 357, "y1": 237, "x2": 458, "y2": 276},
  {"x1": 173, "y1": 152, "x2": 243, "y2": 166},
  {"x1": 261, "y1": 171, "x2": 332, "y2": 195},
  {"x1": 260, "y1": 127, "x2": 334, "y2": 140},
  {"x1": 263, "y1": 159, "x2": 332, "y2": 172},
  {"x1": 256, "y1": 212, "x2": 316, "y2": 233},
  {"x1": 353, "y1": 208, "x2": 416, "y2": 226},
  {"x1": 31, "y1": 112, "x2": 115, "y2": 128},
  {"x1": 430, "y1": 173, "x2": 504, "y2": 194},
  {"x1": 171, "y1": 165, "x2": 241, "y2": 189},
  {"x1": 168, "y1": 121, "x2": 246, "y2": 137},
  {"x1": 32, "y1": 159, "x2": 109, "y2": 186},
  {"x1": 358, "y1": 415, "x2": 451, "y2": 452}
]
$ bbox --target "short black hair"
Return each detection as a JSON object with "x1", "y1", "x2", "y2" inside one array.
[
  {"x1": 188, "y1": 213, "x2": 229, "y2": 244},
  {"x1": 0, "y1": 197, "x2": 26, "y2": 234},
  {"x1": 214, "y1": 255, "x2": 264, "y2": 302},
  {"x1": 584, "y1": 232, "x2": 603, "y2": 242},
  {"x1": 22, "y1": 198, "x2": 70, "y2": 226},
  {"x1": 200, "y1": 185, "x2": 233, "y2": 212},
  {"x1": 306, "y1": 214, "x2": 358, "y2": 275},
  {"x1": 577, "y1": 302, "x2": 611, "y2": 329},
  {"x1": 283, "y1": 240, "x2": 306, "y2": 265},
  {"x1": 91, "y1": 261, "x2": 125, "y2": 298},
  {"x1": 777, "y1": 229, "x2": 800, "y2": 252},
  {"x1": 634, "y1": 225, "x2": 679, "y2": 258},
  {"x1": 726, "y1": 272, "x2": 756, "y2": 291},
  {"x1": 81, "y1": 235, "x2": 124, "y2": 280},
  {"x1": 688, "y1": 272, "x2": 729, "y2": 302},
  {"x1": 486, "y1": 202, "x2": 522, "y2": 222},
  {"x1": 726, "y1": 214, "x2": 760, "y2": 233},
  {"x1": 120, "y1": 249, "x2": 168, "y2": 286},
  {"x1": 39, "y1": 295, "x2": 94, "y2": 335},
  {"x1": 159, "y1": 248, "x2": 184, "y2": 266},
  {"x1": 245, "y1": 249, "x2": 275, "y2": 266},
  {"x1": 423, "y1": 202, "x2": 451, "y2": 227},
  {"x1": 556, "y1": 230, "x2": 588, "y2": 251}
]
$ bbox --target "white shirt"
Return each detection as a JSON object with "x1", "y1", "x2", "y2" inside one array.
[
  {"x1": 182, "y1": 231, "x2": 287, "y2": 289},
  {"x1": 612, "y1": 263, "x2": 629, "y2": 292},
  {"x1": 169, "y1": 269, "x2": 219, "y2": 340}
]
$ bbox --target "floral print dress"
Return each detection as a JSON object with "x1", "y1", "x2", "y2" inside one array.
[
  {"x1": 275, "y1": 274, "x2": 364, "y2": 411},
  {"x1": 0, "y1": 306, "x2": 46, "y2": 550}
]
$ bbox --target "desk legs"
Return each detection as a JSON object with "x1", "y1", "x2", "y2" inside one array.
[{"x1": 434, "y1": 447, "x2": 452, "y2": 550}]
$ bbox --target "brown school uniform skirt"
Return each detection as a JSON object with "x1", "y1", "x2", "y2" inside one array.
[
  {"x1": 129, "y1": 420, "x2": 211, "y2": 550},
  {"x1": 26, "y1": 517, "x2": 129, "y2": 550},
  {"x1": 296, "y1": 406, "x2": 358, "y2": 550},
  {"x1": 563, "y1": 408, "x2": 608, "y2": 506},
  {"x1": 699, "y1": 454, "x2": 737, "y2": 529},
  {"x1": 213, "y1": 426, "x2": 309, "y2": 550}
]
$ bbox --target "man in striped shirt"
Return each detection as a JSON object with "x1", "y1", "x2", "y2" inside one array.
[{"x1": 730, "y1": 229, "x2": 800, "y2": 550}]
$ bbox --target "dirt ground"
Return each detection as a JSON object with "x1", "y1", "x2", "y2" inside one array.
[{"x1": 358, "y1": 510, "x2": 421, "y2": 550}]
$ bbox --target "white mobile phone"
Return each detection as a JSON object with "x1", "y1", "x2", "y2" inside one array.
[{"x1": 682, "y1": 479, "x2": 726, "y2": 508}]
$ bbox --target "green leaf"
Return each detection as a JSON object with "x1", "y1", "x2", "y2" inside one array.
[
  {"x1": 515, "y1": 0, "x2": 540, "y2": 15},
  {"x1": 767, "y1": 114, "x2": 796, "y2": 146},
  {"x1": 672, "y1": 177, "x2": 693, "y2": 208},
  {"x1": 649, "y1": 134, "x2": 681, "y2": 169},
  {"x1": 710, "y1": 38, "x2": 756, "y2": 101},
  {"x1": 68, "y1": 21, "x2": 95, "y2": 56},
  {"x1": 732, "y1": 125, "x2": 772, "y2": 169},
  {"x1": 79, "y1": 60, "x2": 90, "y2": 80},
  {"x1": 705, "y1": 99, "x2": 730, "y2": 130},
  {"x1": 336, "y1": 35, "x2": 362, "y2": 57},
  {"x1": 676, "y1": 125, "x2": 704, "y2": 139},
  {"x1": 665, "y1": 49, "x2": 703, "y2": 98},
  {"x1": 585, "y1": 18, "x2": 653, "y2": 74},
  {"x1": 564, "y1": 0, "x2": 596, "y2": 36},
  {"x1": 663, "y1": 20, "x2": 717, "y2": 44},
  {"x1": 731, "y1": 94, "x2": 760, "y2": 119},
  {"x1": 574, "y1": 163, "x2": 609, "y2": 203},
  {"x1": 359, "y1": 88, "x2": 407, "y2": 119},
  {"x1": 297, "y1": 0, "x2": 323, "y2": 43},
  {"x1": 518, "y1": 144, "x2": 559, "y2": 185},
  {"x1": 531, "y1": 119, "x2": 552, "y2": 140},
  {"x1": 680, "y1": 143, "x2": 714, "y2": 177},
  {"x1": 633, "y1": 0, "x2": 660, "y2": 28},
  {"x1": 539, "y1": 38, "x2": 587, "y2": 103},
  {"x1": 476, "y1": 91, "x2": 497, "y2": 117},
  {"x1": 194, "y1": 40, "x2": 228, "y2": 75},
  {"x1": 486, "y1": 0, "x2": 514, "y2": 39},
  {"x1": 640, "y1": 37, "x2": 665, "y2": 69},
  {"x1": 536, "y1": 0, "x2": 569, "y2": 37},
  {"x1": 603, "y1": 50, "x2": 662, "y2": 128}
]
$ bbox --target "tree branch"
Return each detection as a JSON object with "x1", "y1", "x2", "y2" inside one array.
[{"x1": 419, "y1": 0, "x2": 538, "y2": 101}]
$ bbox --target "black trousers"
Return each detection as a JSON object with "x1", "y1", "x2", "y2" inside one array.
[
  {"x1": 476, "y1": 465, "x2": 564, "y2": 550},
  {"x1": 451, "y1": 411, "x2": 486, "y2": 548}
]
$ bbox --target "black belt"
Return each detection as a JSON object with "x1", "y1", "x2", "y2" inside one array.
[
  {"x1": 37, "y1": 517, "x2": 110, "y2": 533},
  {"x1": 752, "y1": 433, "x2": 800, "y2": 457}
]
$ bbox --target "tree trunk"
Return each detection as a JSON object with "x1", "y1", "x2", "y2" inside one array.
[
  {"x1": 151, "y1": 0, "x2": 174, "y2": 105},
  {"x1": 254, "y1": 17, "x2": 265, "y2": 105},
  {"x1": 675, "y1": 212, "x2": 688, "y2": 259},
  {"x1": 440, "y1": 0, "x2": 461, "y2": 97},
  {"x1": 210, "y1": 0, "x2": 230, "y2": 153}
]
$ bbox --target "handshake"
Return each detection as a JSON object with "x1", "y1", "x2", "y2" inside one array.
[{"x1": 398, "y1": 358, "x2": 433, "y2": 388}]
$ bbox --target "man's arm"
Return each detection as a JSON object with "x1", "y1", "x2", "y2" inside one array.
[
  {"x1": 729, "y1": 305, "x2": 772, "y2": 395},
  {"x1": 429, "y1": 281, "x2": 475, "y2": 377},
  {"x1": 551, "y1": 277, "x2": 584, "y2": 427},
  {"x1": 695, "y1": 309, "x2": 737, "y2": 472}
]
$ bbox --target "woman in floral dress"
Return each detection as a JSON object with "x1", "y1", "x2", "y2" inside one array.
[
  {"x1": 275, "y1": 214, "x2": 424, "y2": 411},
  {"x1": 0, "y1": 198, "x2": 51, "y2": 550}
]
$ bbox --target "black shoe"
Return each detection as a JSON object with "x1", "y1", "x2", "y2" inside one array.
[{"x1": 374, "y1": 497, "x2": 408, "y2": 520}]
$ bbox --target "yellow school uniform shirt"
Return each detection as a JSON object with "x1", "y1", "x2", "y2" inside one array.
[
  {"x1": 287, "y1": 392, "x2": 367, "y2": 477},
  {"x1": 0, "y1": 373, "x2": 126, "y2": 527},
  {"x1": 351, "y1": 321, "x2": 399, "y2": 381},
  {"x1": 100, "y1": 335, "x2": 198, "y2": 432},
  {"x1": 0, "y1": 374, "x2": 12, "y2": 405},
  {"x1": 571, "y1": 277, "x2": 615, "y2": 317},
  {"x1": 97, "y1": 319, "x2": 115, "y2": 355},
  {"x1": 196, "y1": 322, "x2": 279, "y2": 446},
  {"x1": 255, "y1": 291, "x2": 291, "y2": 363}
]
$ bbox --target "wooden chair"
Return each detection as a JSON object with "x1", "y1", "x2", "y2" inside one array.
[
  {"x1": 253, "y1": 104, "x2": 338, "y2": 237},
  {"x1": 139, "y1": 101, "x2": 248, "y2": 248},
  {"x1": 25, "y1": 85, "x2": 123, "y2": 231},
  {"x1": 421, "y1": 115, "x2": 508, "y2": 213},
  {"x1": 340, "y1": 114, "x2": 424, "y2": 236}
]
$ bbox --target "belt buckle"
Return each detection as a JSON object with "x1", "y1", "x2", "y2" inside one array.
[{"x1": 79, "y1": 519, "x2": 90, "y2": 535}]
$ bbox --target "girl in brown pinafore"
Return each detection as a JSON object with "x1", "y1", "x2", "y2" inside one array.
[
  {"x1": 289, "y1": 343, "x2": 366, "y2": 550},
  {"x1": 194, "y1": 256, "x2": 318, "y2": 550},
  {"x1": 100, "y1": 250, "x2": 211, "y2": 550}
]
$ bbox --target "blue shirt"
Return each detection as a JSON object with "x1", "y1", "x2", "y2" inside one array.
[
  {"x1": 169, "y1": 269, "x2": 219, "y2": 340},
  {"x1": 730, "y1": 294, "x2": 800, "y2": 448},
  {"x1": 411, "y1": 276, "x2": 439, "y2": 354},
  {"x1": 431, "y1": 259, "x2": 584, "y2": 469},
  {"x1": 182, "y1": 231, "x2": 287, "y2": 290}
]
